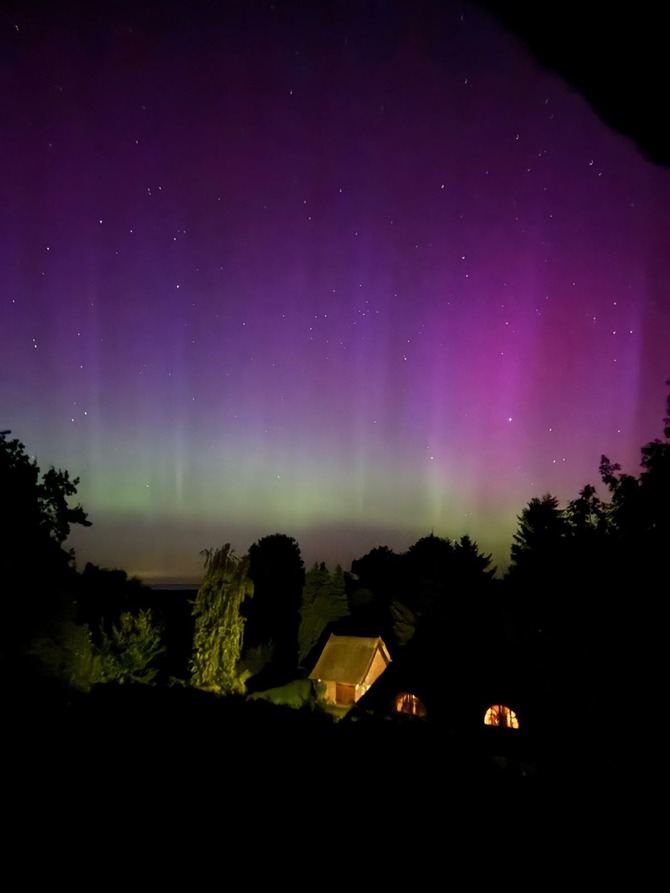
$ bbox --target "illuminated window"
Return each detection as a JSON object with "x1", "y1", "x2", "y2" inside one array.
[
  {"x1": 484, "y1": 704, "x2": 519, "y2": 729},
  {"x1": 394, "y1": 692, "x2": 427, "y2": 718}
]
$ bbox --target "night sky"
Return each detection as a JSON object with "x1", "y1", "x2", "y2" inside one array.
[{"x1": 3, "y1": 1, "x2": 669, "y2": 583}]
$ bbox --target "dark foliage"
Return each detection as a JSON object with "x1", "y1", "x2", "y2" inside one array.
[
  {"x1": 74, "y1": 563, "x2": 191, "y2": 681},
  {"x1": 503, "y1": 380, "x2": 670, "y2": 759},
  {"x1": 346, "y1": 533, "x2": 496, "y2": 653},
  {"x1": 74, "y1": 562, "x2": 152, "y2": 638},
  {"x1": 242, "y1": 533, "x2": 305, "y2": 688},
  {"x1": 0, "y1": 430, "x2": 91, "y2": 658}
]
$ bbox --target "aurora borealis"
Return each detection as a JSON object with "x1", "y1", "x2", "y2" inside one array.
[{"x1": 3, "y1": 1, "x2": 669, "y2": 582}]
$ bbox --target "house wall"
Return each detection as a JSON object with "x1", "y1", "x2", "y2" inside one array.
[
  {"x1": 368, "y1": 648, "x2": 390, "y2": 687},
  {"x1": 319, "y1": 680, "x2": 360, "y2": 706},
  {"x1": 321, "y1": 681, "x2": 337, "y2": 704},
  {"x1": 312, "y1": 638, "x2": 392, "y2": 705},
  {"x1": 337, "y1": 683, "x2": 358, "y2": 705}
]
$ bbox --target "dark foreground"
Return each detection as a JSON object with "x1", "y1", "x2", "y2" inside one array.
[{"x1": 4, "y1": 679, "x2": 643, "y2": 878}]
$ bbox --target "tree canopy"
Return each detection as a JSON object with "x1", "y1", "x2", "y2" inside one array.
[
  {"x1": 502, "y1": 380, "x2": 670, "y2": 752},
  {"x1": 0, "y1": 430, "x2": 91, "y2": 658},
  {"x1": 345, "y1": 533, "x2": 496, "y2": 652},
  {"x1": 242, "y1": 533, "x2": 305, "y2": 687},
  {"x1": 506, "y1": 379, "x2": 670, "y2": 601}
]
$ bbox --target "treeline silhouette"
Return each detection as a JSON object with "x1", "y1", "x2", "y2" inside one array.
[{"x1": 2, "y1": 379, "x2": 668, "y2": 780}]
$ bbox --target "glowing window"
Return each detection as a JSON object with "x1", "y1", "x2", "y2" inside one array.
[
  {"x1": 484, "y1": 704, "x2": 519, "y2": 729},
  {"x1": 394, "y1": 692, "x2": 427, "y2": 718}
]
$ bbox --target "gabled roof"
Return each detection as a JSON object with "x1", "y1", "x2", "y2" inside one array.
[{"x1": 308, "y1": 634, "x2": 391, "y2": 686}]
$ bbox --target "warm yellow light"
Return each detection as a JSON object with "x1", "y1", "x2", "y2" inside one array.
[
  {"x1": 394, "y1": 692, "x2": 427, "y2": 718},
  {"x1": 484, "y1": 704, "x2": 519, "y2": 729}
]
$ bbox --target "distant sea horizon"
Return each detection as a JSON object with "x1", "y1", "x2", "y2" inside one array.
[{"x1": 145, "y1": 581, "x2": 202, "y2": 591}]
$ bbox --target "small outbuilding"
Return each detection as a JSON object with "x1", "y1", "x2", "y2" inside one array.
[{"x1": 308, "y1": 633, "x2": 392, "y2": 706}]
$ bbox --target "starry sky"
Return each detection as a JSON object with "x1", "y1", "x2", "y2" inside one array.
[{"x1": 2, "y1": 0, "x2": 669, "y2": 583}]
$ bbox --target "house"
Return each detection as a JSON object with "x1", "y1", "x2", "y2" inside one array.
[{"x1": 308, "y1": 633, "x2": 392, "y2": 707}]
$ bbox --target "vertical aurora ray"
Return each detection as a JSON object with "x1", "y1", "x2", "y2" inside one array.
[{"x1": 2, "y1": 1, "x2": 669, "y2": 582}]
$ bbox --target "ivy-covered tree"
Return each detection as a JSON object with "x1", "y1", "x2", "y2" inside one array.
[{"x1": 190, "y1": 544, "x2": 253, "y2": 695}]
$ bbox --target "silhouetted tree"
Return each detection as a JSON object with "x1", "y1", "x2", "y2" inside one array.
[
  {"x1": 503, "y1": 492, "x2": 582, "y2": 737},
  {"x1": 453, "y1": 534, "x2": 496, "y2": 585},
  {"x1": 509, "y1": 494, "x2": 568, "y2": 576},
  {"x1": 505, "y1": 484, "x2": 614, "y2": 683},
  {"x1": 403, "y1": 534, "x2": 455, "y2": 615},
  {"x1": 74, "y1": 563, "x2": 152, "y2": 642},
  {"x1": 350, "y1": 545, "x2": 404, "y2": 603},
  {"x1": 345, "y1": 545, "x2": 404, "y2": 643},
  {"x1": 191, "y1": 544, "x2": 253, "y2": 695},
  {"x1": 345, "y1": 534, "x2": 497, "y2": 665},
  {"x1": 502, "y1": 381, "x2": 670, "y2": 757},
  {"x1": 0, "y1": 431, "x2": 91, "y2": 662},
  {"x1": 402, "y1": 533, "x2": 496, "y2": 619},
  {"x1": 599, "y1": 379, "x2": 670, "y2": 579},
  {"x1": 242, "y1": 533, "x2": 305, "y2": 687},
  {"x1": 450, "y1": 534, "x2": 498, "y2": 652},
  {"x1": 395, "y1": 533, "x2": 499, "y2": 705},
  {"x1": 593, "y1": 381, "x2": 670, "y2": 736},
  {"x1": 564, "y1": 483, "x2": 607, "y2": 535}
]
